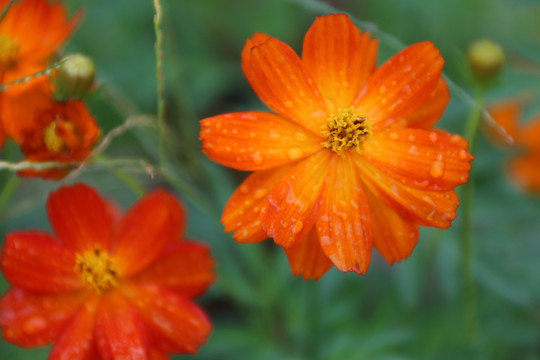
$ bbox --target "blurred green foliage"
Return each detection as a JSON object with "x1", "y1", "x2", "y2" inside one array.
[{"x1": 1, "y1": 0, "x2": 540, "y2": 359}]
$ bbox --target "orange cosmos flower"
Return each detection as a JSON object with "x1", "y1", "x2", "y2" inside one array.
[
  {"x1": 1, "y1": 77, "x2": 99, "y2": 179},
  {"x1": 0, "y1": 0, "x2": 79, "y2": 84},
  {"x1": 488, "y1": 98, "x2": 540, "y2": 192},
  {"x1": 0, "y1": 183, "x2": 215, "y2": 359},
  {"x1": 200, "y1": 14, "x2": 473, "y2": 279}
]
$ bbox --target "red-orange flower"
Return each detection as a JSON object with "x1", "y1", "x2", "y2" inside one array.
[
  {"x1": 2, "y1": 77, "x2": 100, "y2": 179},
  {"x1": 200, "y1": 14, "x2": 473, "y2": 279},
  {"x1": 0, "y1": 183, "x2": 215, "y2": 359},
  {"x1": 0, "y1": 0, "x2": 79, "y2": 84},
  {"x1": 488, "y1": 98, "x2": 540, "y2": 192}
]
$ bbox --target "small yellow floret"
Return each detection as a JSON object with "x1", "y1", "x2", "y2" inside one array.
[
  {"x1": 75, "y1": 247, "x2": 119, "y2": 293},
  {"x1": 0, "y1": 34, "x2": 19, "y2": 70},
  {"x1": 322, "y1": 107, "x2": 371, "y2": 156}
]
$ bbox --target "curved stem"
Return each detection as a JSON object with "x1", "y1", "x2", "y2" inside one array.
[{"x1": 153, "y1": 0, "x2": 166, "y2": 165}]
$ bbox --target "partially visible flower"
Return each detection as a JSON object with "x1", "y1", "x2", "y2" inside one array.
[
  {"x1": 52, "y1": 53, "x2": 96, "y2": 100},
  {"x1": 488, "y1": 98, "x2": 540, "y2": 192},
  {"x1": 2, "y1": 78, "x2": 99, "y2": 179},
  {"x1": 0, "y1": 0, "x2": 79, "y2": 83},
  {"x1": 467, "y1": 38, "x2": 505, "y2": 81},
  {"x1": 200, "y1": 14, "x2": 473, "y2": 279},
  {"x1": 0, "y1": 183, "x2": 215, "y2": 359}
]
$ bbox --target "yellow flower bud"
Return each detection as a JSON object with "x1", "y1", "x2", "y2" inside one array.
[{"x1": 467, "y1": 39, "x2": 505, "y2": 81}]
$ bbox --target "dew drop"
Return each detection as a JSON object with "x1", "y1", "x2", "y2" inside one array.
[
  {"x1": 251, "y1": 152, "x2": 262, "y2": 164},
  {"x1": 429, "y1": 132, "x2": 438, "y2": 143},
  {"x1": 389, "y1": 132, "x2": 399, "y2": 140},
  {"x1": 239, "y1": 184, "x2": 249, "y2": 194},
  {"x1": 459, "y1": 149, "x2": 468, "y2": 160},
  {"x1": 429, "y1": 161, "x2": 445, "y2": 178},
  {"x1": 292, "y1": 220, "x2": 303, "y2": 235},
  {"x1": 408, "y1": 134, "x2": 416, "y2": 141},
  {"x1": 282, "y1": 221, "x2": 289, "y2": 228},
  {"x1": 284, "y1": 101, "x2": 293, "y2": 108},
  {"x1": 287, "y1": 148, "x2": 303, "y2": 160},
  {"x1": 254, "y1": 188, "x2": 266, "y2": 199},
  {"x1": 23, "y1": 316, "x2": 47, "y2": 334}
]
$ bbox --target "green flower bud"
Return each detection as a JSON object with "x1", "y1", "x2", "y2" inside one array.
[{"x1": 53, "y1": 54, "x2": 96, "y2": 100}]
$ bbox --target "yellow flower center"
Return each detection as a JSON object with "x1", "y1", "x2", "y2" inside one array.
[
  {"x1": 43, "y1": 120, "x2": 75, "y2": 153},
  {"x1": 0, "y1": 34, "x2": 19, "y2": 70},
  {"x1": 322, "y1": 107, "x2": 371, "y2": 155},
  {"x1": 75, "y1": 247, "x2": 119, "y2": 293}
]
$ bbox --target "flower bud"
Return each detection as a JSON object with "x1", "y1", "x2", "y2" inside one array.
[
  {"x1": 467, "y1": 39, "x2": 505, "y2": 81},
  {"x1": 53, "y1": 54, "x2": 95, "y2": 100}
]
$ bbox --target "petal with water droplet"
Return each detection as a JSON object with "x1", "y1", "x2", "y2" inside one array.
[
  {"x1": 261, "y1": 151, "x2": 331, "y2": 248},
  {"x1": 316, "y1": 154, "x2": 372, "y2": 274},
  {"x1": 201, "y1": 111, "x2": 323, "y2": 171},
  {"x1": 363, "y1": 128, "x2": 473, "y2": 191},
  {"x1": 285, "y1": 227, "x2": 333, "y2": 280}
]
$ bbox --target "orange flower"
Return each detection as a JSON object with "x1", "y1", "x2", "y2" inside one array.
[
  {"x1": 200, "y1": 14, "x2": 473, "y2": 279},
  {"x1": 0, "y1": 0, "x2": 79, "y2": 84},
  {"x1": 1, "y1": 77, "x2": 99, "y2": 179},
  {"x1": 488, "y1": 98, "x2": 540, "y2": 192},
  {"x1": 0, "y1": 183, "x2": 215, "y2": 359}
]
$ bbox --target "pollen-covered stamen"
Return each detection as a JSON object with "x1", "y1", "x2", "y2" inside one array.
[
  {"x1": 0, "y1": 34, "x2": 19, "y2": 70},
  {"x1": 322, "y1": 107, "x2": 371, "y2": 155},
  {"x1": 43, "y1": 118, "x2": 77, "y2": 154},
  {"x1": 75, "y1": 247, "x2": 119, "y2": 293}
]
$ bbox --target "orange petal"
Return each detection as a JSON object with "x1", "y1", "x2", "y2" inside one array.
[
  {"x1": 365, "y1": 189, "x2": 419, "y2": 264},
  {"x1": 363, "y1": 128, "x2": 473, "y2": 191},
  {"x1": 242, "y1": 34, "x2": 328, "y2": 135},
  {"x1": 0, "y1": 288, "x2": 85, "y2": 347},
  {"x1": 49, "y1": 299, "x2": 99, "y2": 360},
  {"x1": 519, "y1": 114, "x2": 540, "y2": 150},
  {"x1": 122, "y1": 285, "x2": 212, "y2": 354},
  {"x1": 302, "y1": 14, "x2": 378, "y2": 112},
  {"x1": 354, "y1": 41, "x2": 444, "y2": 130},
  {"x1": 47, "y1": 184, "x2": 116, "y2": 252},
  {"x1": 95, "y1": 293, "x2": 148, "y2": 360},
  {"x1": 509, "y1": 152, "x2": 540, "y2": 193},
  {"x1": 316, "y1": 155, "x2": 372, "y2": 274},
  {"x1": 1, "y1": 231, "x2": 82, "y2": 292},
  {"x1": 129, "y1": 241, "x2": 215, "y2": 298},
  {"x1": 149, "y1": 349, "x2": 170, "y2": 360},
  {"x1": 285, "y1": 227, "x2": 333, "y2": 280},
  {"x1": 401, "y1": 77, "x2": 450, "y2": 129},
  {"x1": 200, "y1": 111, "x2": 322, "y2": 171},
  {"x1": 261, "y1": 150, "x2": 331, "y2": 248},
  {"x1": 113, "y1": 189, "x2": 185, "y2": 277},
  {"x1": 486, "y1": 99, "x2": 522, "y2": 145},
  {"x1": 356, "y1": 157, "x2": 459, "y2": 228},
  {"x1": 222, "y1": 165, "x2": 294, "y2": 243}
]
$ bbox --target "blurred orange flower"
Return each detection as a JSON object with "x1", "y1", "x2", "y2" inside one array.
[
  {"x1": 488, "y1": 98, "x2": 540, "y2": 192},
  {"x1": 200, "y1": 14, "x2": 473, "y2": 279},
  {"x1": 1, "y1": 78, "x2": 99, "y2": 179},
  {"x1": 0, "y1": 183, "x2": 215, "y2": 359},
  {"x1": 0, "y1": 0, "x2": 79, "y2": 84}
]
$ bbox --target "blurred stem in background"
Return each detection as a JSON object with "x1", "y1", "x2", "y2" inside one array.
[
  {"x1": 153, "y1": 0, "x2": 166, "y2": 165},
  {"x1": 305, "y1": 280, "x2": 321, "y2": 359},
  {"x1": 460, "y1": 86, "x2": 484, "y2": 345}
]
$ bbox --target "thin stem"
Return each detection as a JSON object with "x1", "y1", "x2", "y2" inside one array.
[
  {"x1": 305, "y1": 280, "x2": 320, "y2": 359},
  {"x1": 153, "y1": 0, "x2": 166, "y2": 164},
  {"x1": 0, "y1": 175, "x2": 20, "y2": 214},
  {"x1": 0, "y1": 0, "x2": 16, "y2": 22},
  {"x1": 460, "y1": 88, "x2": 484, "y2": 345},
  {"x1": 0, "y1": 60, "x2": 65, "y2": 91}
]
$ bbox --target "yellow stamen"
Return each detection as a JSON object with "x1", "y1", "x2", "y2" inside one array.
[
  {"x1": 0, "y1": 34, "x2": 19, "y2": 70},
  {"x1": 43, "y1": 121, "x2": 75, "y2": 153},
  {"x1": 75, "y1": 247, "x2": 119, "y2": 293},
  {"x1": 322, "y1": 107, "x2": 371, "y2": 156}
]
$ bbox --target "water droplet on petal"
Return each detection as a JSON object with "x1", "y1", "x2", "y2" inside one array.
[
  {"x1": 287, "y1": 148, "x2": 303, "y2": 160},
  {"x1": 239, "y1": 184, "x2": 249, "y2": 194},
  {"x1": 254, "y1": 188, "x2": 266, "y2": 199},
  {"x1": 292, "y1": 220, "x2": 303, "y2": 235},
  {"x1": 429, "y1": 161, "x2": 445, "y2": 178},
  {"x1": 389, "y1": 132, "x2": 399, "y2": 140},
  {"x1": 284, "y1": 101, "x2": 293, "y2": 108},
  {"x1": 251, "y1": 152, "x2": 262, "y2": 164},
  {"x1": 429, "y1": 132, "x2": 438, "y2": 143},
  {"x1": 23, "y1": 316, "x2": 47, "y2": 334},
  {"x1": 459, "y1": 149, "x2": 469, "y2": 160}
]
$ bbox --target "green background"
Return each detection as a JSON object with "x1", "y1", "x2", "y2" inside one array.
[{"x1": 1, "y1": 0, "x2": 540, "y2": 359}]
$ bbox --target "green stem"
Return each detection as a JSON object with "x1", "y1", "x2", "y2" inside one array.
[
  {"x1": 95, "y1": 155, "x2": 146, "y2": 197},
  {"x1": 305, "y1": 280, "x2": 320, "y2": 359},
  {"x1": 153, "y1": 0, "x2": 166, "y2": 165},
  {"x1": 0, "y1": 175, "x2": 20, "y2": 214},
  {"x1": 460, "y1": 89, "x2": 484, "y2": 345}
]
